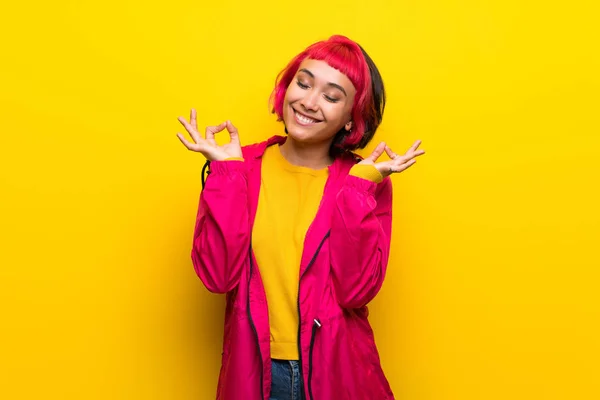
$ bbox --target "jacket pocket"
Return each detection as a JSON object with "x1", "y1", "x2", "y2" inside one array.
[
  {"x1": 309, "y1": 310, "x2": 391, "y2": 400},
  {"x1": 307, "y1": 318, "x2": 322, "y2": 400}
]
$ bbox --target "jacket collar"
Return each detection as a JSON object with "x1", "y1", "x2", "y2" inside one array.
[{"x1": 245, "y1": 135, "x2": 359, "y2": 177}]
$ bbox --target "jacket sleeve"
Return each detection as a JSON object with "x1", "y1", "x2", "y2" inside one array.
[
  {"x1": 191, "y1": 160, "x2": 250, "y2": 294},
  {"x1": 330, "y1": 174, "x2": 393, "y2": 308}
]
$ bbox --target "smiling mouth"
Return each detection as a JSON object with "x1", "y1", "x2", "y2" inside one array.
[{"x1": 292, "y1": 107, "x2": 322, "y2": 125}]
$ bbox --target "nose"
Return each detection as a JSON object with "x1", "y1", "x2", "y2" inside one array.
[{"x1": 299, "y1": 89, "x2": 319, "y2": 112}]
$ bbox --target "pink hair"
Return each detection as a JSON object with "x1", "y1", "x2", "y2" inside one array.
[{"x1": 269, "y1": 35, "x2": 376, "y2": 150}]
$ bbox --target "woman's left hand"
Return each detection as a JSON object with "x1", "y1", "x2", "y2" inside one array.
[{"x1": 359, "y1": 140, "x2": 425, "y2": 178}]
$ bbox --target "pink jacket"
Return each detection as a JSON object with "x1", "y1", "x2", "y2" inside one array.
[{"x1": 191, "y1": 135, "x2": 395, "y2": 400}]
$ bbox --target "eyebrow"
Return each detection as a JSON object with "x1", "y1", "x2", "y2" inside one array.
[{"x1": 298, "y1": 68, "x2": 347, "y2": 97}]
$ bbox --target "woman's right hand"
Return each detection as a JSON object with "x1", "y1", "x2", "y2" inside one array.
[{"x1": 176, "y1": 108, "x2": 243, "y2": 161}]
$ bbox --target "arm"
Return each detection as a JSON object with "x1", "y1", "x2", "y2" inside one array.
[
  {"x1": 191, "y1": 159, "x2": 250, "y2": 293},
  {"x1": 175, "y1": 109, "x2": 247, "y2": 294},
  {"x1": 330, "y1": 173, "x2": 393, "y2": 309},
  {"x1": 329, "y1": 139, "x2": 425, "y2": 308}
]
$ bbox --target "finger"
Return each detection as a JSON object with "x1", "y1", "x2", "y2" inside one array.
[
  {"x1": 366, "y1": 142, "x2": 386, "y2": 162},
  {"x1": 385, "y1": 146, "x2": 408, "y2": 165},
  {"x1": 403, "y1": 149, "x2": 426, "y2": 161},
  {"x1": 178, "y1": 116, "x2": 202, "y2": 143},
  {"x1": 226, "y1": 120, "x2": 241, "y2": 145},
  {"x1": 384, "y1": 145, "x2": 399, "y2": 160},
  {"x1": 407, "y1": 140, "x2": 422, "y2": 153},
  {"x1": 393, "y1": 158, "x2": 417, "y2": 173},
  {"x1": 190, "y1": 108, "x2": 198, "y2": 131},
  {"x1": 205, "y1": 121, "x2": 227, "y2": 143},
  {"x1": 176, "y1": 133, "x2": 201, "y2": 151}
]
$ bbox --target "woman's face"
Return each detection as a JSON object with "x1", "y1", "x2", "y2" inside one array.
[{"x1": 283, "y1": 58, "x2": 356, "y2": 146}]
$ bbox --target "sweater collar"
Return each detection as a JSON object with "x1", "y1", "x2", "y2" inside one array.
[{"x1": 247, "y1": 135, "x2": 358, "y2": 177}]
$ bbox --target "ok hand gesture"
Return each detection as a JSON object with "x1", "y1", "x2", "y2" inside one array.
[
  {"x1": 359, "y1": 140, "x2": 425, "y2": 178},
  {"x1": 176, "y1": 108, "x2": 243, "y2": 161}
]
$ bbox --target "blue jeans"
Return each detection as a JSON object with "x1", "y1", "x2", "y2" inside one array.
[{"x1": 270, "y1": 359, "x2": 305, "y2": 400}]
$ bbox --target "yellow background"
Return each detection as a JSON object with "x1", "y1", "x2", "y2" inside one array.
[{"x1": 1, "y1": 1, "x2": 599, "y2": 399}]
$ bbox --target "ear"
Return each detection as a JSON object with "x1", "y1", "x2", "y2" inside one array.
[{"x1": 345, "y1": 120, "x2": 353, "y2": 131}]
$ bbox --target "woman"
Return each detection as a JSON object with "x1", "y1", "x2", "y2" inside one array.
[{"x1": 176, "y1": 35, "x2": 425, "y2": 400}]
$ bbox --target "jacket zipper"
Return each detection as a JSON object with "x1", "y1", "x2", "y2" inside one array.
[
  {"x1": 247, "y1": 245, "x2": 264, "y2": 400},
  {"x1": 308, "y1": 318, "x2": 322, "y2": 400},
  {"x1": 297, "y1": 230, "x2": 331, "y2": 400}
]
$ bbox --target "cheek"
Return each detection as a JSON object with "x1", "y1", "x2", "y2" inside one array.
[
  {"x1": 324, "y1": 103, "x2": 350, "y2": 123},
  {"x1": 284, "y1": 86, "x2": 302, "y2": 105},
  {"x1": 281, "y1": 90, "x2": 292, "y2": 117}
]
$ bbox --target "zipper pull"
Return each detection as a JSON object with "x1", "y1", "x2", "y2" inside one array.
[{"x1": 313, "y1": 318, "x2": 322, "y2": 328}]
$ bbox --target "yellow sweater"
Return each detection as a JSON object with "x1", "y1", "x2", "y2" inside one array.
[{"x1": 250, "y1": 144, "x2": 382, "y2": 360}]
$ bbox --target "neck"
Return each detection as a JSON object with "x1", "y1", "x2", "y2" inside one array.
[{"x1": 279, "y1": 136, "x2": 334, "y2": 169}]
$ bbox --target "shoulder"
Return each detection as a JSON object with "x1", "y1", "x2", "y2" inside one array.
[
  {"x1": 241, "y1": 142, "x2": 264, "y2": 160},
  {"x1": 336, "y1": 151, "x2": 364, "y2": 171},
  {"x1": 241, "y1": 135, "x2": 286, "y2": 160}
]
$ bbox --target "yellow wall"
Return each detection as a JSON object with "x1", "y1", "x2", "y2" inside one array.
[{"x1": 1, "y1": 1, "x2": 598, "y2": 399}]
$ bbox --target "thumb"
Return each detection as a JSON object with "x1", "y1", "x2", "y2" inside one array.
[{"x1": 365, "y1": 142, "x2": 386, "y2": 162}]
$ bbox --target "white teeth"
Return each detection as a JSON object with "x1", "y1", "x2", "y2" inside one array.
[{"x1": 294, "y1": 110, "x2": 318, "y2": 124}]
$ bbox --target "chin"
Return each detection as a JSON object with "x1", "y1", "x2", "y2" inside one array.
[
  {"x1": 286, "y1": 126, "x2": 312, "y2": 142},
  {"x1": 284, "y1": 109, "x2": 329, "y2": 144},
  {"x1": 287, "y1": 124, "x2": 335, "y2": 147}
]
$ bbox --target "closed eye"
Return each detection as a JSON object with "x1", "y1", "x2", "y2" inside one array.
[{"x1": 297, "y1": 79, "x2": 340, "y2": 103}]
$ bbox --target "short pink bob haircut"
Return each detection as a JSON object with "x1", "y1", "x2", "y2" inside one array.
[{"x1": 269, "y1": 35, "x2": 386, "y2": 156}]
